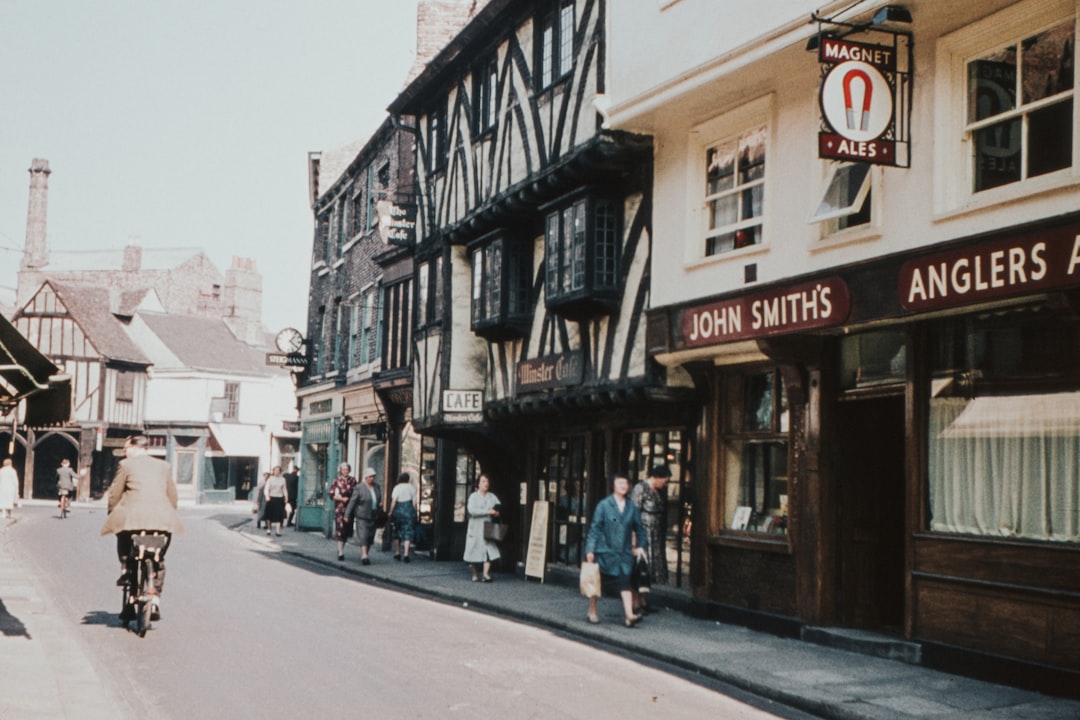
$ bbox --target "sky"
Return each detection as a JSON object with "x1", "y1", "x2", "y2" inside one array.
[{"x1": 0, "y1": 0, "x2": 421, "y2": 333}]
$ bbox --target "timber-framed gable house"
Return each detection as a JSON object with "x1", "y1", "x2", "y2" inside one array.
[{"x1": 388, "y1": 0, "x2": 697, "y2": 574}]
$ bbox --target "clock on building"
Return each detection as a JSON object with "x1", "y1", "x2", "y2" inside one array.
[{"x1": 275, "y1": 327, "x2": 304, "y2": 354}]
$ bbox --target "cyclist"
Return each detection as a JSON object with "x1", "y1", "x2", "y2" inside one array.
[
  {"x1": 56, "y1": 459, "x2": 78, "y2": 516},
  {"x1": 100, "y1": 435, "x2": 184, "y2": 619}
]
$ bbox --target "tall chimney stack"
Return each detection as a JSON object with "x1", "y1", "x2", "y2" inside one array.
[{"x1": 23, "y1": 158, "x2": 51, "y2": 270}]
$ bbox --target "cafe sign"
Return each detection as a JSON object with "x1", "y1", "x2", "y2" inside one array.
[
  {"x1": 517, "y1": 352, "x2": 584, "y2": 392},
  {"x1": 679, "y1": 277, "x2": 851, "y2": 349},
  {"x1": 899, "y1": 223, "x2": 1080, "y2": 312},
  {"x1": 818, "y1": 35, "x2": 911, "y2": 167}
]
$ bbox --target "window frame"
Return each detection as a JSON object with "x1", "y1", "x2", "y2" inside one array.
[
  {"x1": 687, "y1": 95, "x2": 773, "y2": 266},
  {"x1": 935, "y1": 0, "x2": 1079, "y2": 213},
  {"x1": 223, "y1": 382, "x2": 240, "y2": 420},
  {"x1": 536, "y1": 0, "x2": 576, "y2": 91},
  {"x1": 474, "y1": 56, "x2": 499, "y2": 135},
  {"x1": 469, "y1": 231, "x2": 533, "y2": 338},
  {"x1": 542, "y1": 191, "x2": 621, "y2": 315},
  {"x1": 811, "y1": 161, "x2": 884, "y2": 242},
  {"x1": 415, "y1": 257, "x2": 442, "y2": 329}
]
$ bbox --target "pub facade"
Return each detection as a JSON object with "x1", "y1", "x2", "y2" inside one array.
[{"x1": 610, "y1": 0, "x2": 1079, "y2": 694}]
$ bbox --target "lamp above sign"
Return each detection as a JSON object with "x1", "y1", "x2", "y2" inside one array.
[{"x1": 818, "y1": 34, "x2": 911, "y2": 167}]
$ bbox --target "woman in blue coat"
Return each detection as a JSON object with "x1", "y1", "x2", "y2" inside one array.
[{"x1": 584, "y1": 474, "x2": 648, "y2": 627}]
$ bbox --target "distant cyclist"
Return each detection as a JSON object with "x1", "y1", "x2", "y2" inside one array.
[
  {"x1": 100, "y1": 436, "x2": 184, "y2": 617},
  {"x1": 56, "y1": 459, "x2": 78, "y2": 515}
]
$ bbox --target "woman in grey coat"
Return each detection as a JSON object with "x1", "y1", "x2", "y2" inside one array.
[
  {"x1": 345, "y1": 467, "x2": 382, "y2": 565},
  {"x1": 463, "y1": 474, "x2": 500, "y2": 582}
]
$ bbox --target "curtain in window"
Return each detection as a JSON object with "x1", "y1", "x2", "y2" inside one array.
[{"x1": 929, "y1": 394, "x2": 1080, "y2": 542}]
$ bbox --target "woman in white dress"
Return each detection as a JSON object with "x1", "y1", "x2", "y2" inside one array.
[{"x1": 463, "y1": 474, "x2": 500, "y2": 582}]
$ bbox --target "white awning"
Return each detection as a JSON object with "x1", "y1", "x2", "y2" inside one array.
[
  {"x1": 940, "y1": 392, "x2": 1080, "y2": 438},
  {"x1": 209, "y1": 423, "x2": 267, "y2": 458}
]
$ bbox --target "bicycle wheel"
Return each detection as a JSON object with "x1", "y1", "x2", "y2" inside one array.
[
  {"x1": 60, "y1": 499, "x2": 67, "y2": 519},
  {"x1": 136, "y1": 558, "x2": 153, "y2": 637}
]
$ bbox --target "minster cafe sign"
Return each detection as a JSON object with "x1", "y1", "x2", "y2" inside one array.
[
  {"x1": 899, "y1": 222, "x2": 1080, "y2": 312},
  {"x1": 680, "y1": 278, "x2": 851, "y2": 349},
  {"x1": 817, "y1": 36, "x2": 911, "y2": 167}
]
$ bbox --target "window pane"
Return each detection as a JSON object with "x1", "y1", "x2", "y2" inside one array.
[
  {"x1": 545, "y1": 214, "x2": 559, "y2": 297},
  {"x1": 471, "y1": 252, "x2": 483, "y2": 323},
  {"x1": 571, "y1": 202, "x2": 587, "y2": 291},
  {"x1": 743, "y1": 372, "x2": 775, "y2": 431},
  {"x1": 973, "y1": 117, "x2": 1022, "y2": 192},
  {"x1": 742, "y1": 185, "x2": 763, "y2": 220},
  {"x1": 559, "y1": 3, "x2": 574, "y2": 75},
  {"x1": 968, "y1": 49, "x2": 1017, "y2": 123},
  {"x1": 487, "y1": 241, "x2": 501, "y2": 320},
  {"x1": 706, "y1": 142, "x2": 735, "y2": 194},
  {"x1": 817, "y1": 163, "x2": 871, "y2": 217},
  {"x1": 739, "y1": 127, "x2": 766, "y2": 183},
  {"x1": 1028, "y1": 98, "x2": 1073, "y2": 178},
  {"x1": 542, "y1": 24, "x2": 554, "y2": 87},
  {"x1": 1021, "y1": 21, "x2": 1075, "y2": 105},
  {"x1": 707, "y1": 193, "x2": 738, "y2": 230},
  {"x1": 738, "y1": 441, "x2": 788, "y2": 533}
]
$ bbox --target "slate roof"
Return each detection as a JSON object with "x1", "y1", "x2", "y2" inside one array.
[
  {"x1": 135, "y1": 312, "x2": 271, "y2": 375},
  {"x1": 47, "y1": 282, "x2": 150, "y2": 365}
]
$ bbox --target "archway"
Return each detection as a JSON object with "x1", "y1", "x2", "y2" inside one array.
[{"x1": 32, "y1": 431, "x2": 82, "y2": 500}]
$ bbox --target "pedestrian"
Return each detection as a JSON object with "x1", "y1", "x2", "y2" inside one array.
[
  {"x1": 252, "y1": 472, "x2": 268, "y2": 529},
  {"x1": 263, "y1": 465, "x2": 289, "y2": 537},
  {"x1": 463, "y1": 473, "x2": 500, "y2": 582},
  {"x1": 388, "y1": 472, "x2": 418, "y2": 563},
  {"x1": 631, "y1": 465, "x2": 671, "y2": 614},
  {"x1": 584, "y1": 474, "x2": 648, "y2": 627},
  {"x1": 344, "y1": 466, "x2": 382, "y2": 565},
  {"x1": 56, "y1": 458, "x2": 79, "y2": 514},
  {"x1": 0, "y1": 458, "x2": 18, "y2": 519},
  {"x1": 283, "y1": 463, "x2": 299, "y2": 527},
  {"x1": 100, "y1": 435, "x2": 184, "y2": 620},
  {"x1": 329, "y1": 462, "x2": 357, "y2": 562}
]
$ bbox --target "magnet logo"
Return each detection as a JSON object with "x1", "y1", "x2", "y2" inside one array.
[{"x1": 822, "y1": 60, "x2": 892, "y2": 142}]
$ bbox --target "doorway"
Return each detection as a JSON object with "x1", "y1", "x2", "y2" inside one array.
[{"x1": 836, "y1": 393, "x2": 906, "y2": 630}]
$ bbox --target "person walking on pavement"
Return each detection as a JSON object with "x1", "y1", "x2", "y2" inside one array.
[
  {"x1": 388, "y1": 472, "x2": 418, "y2": 563},
  {"x1": 631, "y1": 464, "x2": 671, "y2": 614},
  {"x1": 283, "y1": 463, "x2": 299, "y2": 527},
  {"x1": 584, "y1": 474, "x2": 648, "y2": 627},
  {"x1": 56, "y1": 458, "x2": 79, "y2": 515},
  {"x1": 0, "y1": 458, "x2": 18, "y2": 519},
  {"x1": 100, "y1": 435, "x2": 185, "y2": 618},
  {"x1": 330, "y1": 462, "x2": 357, "y2": 562},
  {"x1": 345, "y1": 466, "x2": 382, "y2": 565},
  {"x1": 464, "y1": 474, "x2": 501, "y2": 582},
  {"x1": 263, "y1": 465, "x2": 289, "y2": 537}
]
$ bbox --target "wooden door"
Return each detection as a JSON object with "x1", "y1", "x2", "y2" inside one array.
[{"x1": 836, "y1": 394, "x2": 906, "y2": 630}]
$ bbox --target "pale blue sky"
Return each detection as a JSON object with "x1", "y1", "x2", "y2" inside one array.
[{"x1": 0, "y1": 0, "x2": 421, "y2": 332}]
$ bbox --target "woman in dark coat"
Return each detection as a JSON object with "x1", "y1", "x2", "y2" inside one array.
[
  {"x1": 329, "y1": 462, "x2": 357, "y2": 562},
  {"x1": 584, "y1": 474, "x2": 648, "y2": 627}
]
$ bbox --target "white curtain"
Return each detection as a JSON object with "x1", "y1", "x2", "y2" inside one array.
[{"x1": 928, "y1": 393, "x2": 1080, "y2": 542}]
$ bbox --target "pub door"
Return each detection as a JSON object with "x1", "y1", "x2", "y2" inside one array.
[{"x1": 835, "y1": 393, "x2": 906, "y2": 630}]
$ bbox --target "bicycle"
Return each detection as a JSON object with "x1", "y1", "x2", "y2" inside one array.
[
  {"x1": 58, "y1": 490, "x2": 70, "y2": 519},
  {"x1": 120, "y1": 531, "x2": 168, "y2": 637}
]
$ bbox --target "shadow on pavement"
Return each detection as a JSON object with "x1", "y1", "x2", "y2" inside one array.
[{"x1": 0, "y1": 598, "x2": 31, "y2": 638}]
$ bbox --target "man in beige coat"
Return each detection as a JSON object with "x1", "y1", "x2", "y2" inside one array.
[{"x1": 101, "y1": 435, "x2": 184, "y2": 608}]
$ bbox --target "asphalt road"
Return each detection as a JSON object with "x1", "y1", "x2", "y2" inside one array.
[{"x1": 7, "y1": 503, "x2": 785, "y2": 720}]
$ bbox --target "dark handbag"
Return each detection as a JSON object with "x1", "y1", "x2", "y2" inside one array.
[
  {"x1": 374, "y1": 507, "x2": 388, "y2": 529},
  {"x1": 632, "y1": 554, "x2": 651, "y2": 593},
  {"x1": 483, "y1": 521, "x2": 508, "y2": 542}
]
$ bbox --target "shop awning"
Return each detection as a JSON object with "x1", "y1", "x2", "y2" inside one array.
[
  {"x1": 208, "y1": 423, "x2": 267, "y2": 458},
  {"x1": 940, "y1": 392, "x2": 1080, "y2": 438},
  {"x1": 0, "y1": 314, "x2": 71, "y2": 427}
]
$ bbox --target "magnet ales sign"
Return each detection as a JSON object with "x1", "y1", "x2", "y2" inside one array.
[{"x1": 818, "y1": 37, "x2": 908, "y2": 166}]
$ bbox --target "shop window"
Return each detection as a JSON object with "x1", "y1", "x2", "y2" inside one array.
[
  {"x1": 928, "y1": 306, "x2": 1080, "y2": 543},
  {"x1": 470, "y1": 233, "x2": 532, "y2": 339},
  {"x1": 547, "y1": 436, "x2": 589, "y2": 566},
  {"x1": 543, "y1": 193, "x2": 620, "y2": 317},
  {"x1": 704, "y1": 125, "x2": 765, "y2": 256},
  {"x1": 812, "y1": 162, "x2": 875, "y2": 236},
  {"x1": 722, "y1": 370, "x2": 789, "y2": 536},
  {"x1": 937, "y1": 1, "x2": 1076, "y2": 209},
  {"x1": 537, "y1": 0, "x2": 575, "y2": 90},
  {"x1": 839, "y1": 329, "x2": 906, "y2": 390}
]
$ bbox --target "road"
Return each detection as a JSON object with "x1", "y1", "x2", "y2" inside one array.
[{"x1": 2, "y1": 503, "x2": 787, "y2": 720}]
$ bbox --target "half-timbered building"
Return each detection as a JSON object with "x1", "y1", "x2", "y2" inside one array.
[{"x1": 388, "y1": 0, "x2": 697, "y2": 575}]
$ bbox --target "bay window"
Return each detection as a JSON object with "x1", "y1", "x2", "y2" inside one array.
[
  {"x1": 543, "y1": 193, "x2": 620, "y2": 317},
  {"x1": 470, "y1": 232, "x2": 532, "y2": 339}
]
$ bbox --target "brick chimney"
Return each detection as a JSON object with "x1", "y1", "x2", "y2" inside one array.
[
  {"x1": 222, "y1": 256, "x2": 264, "y2": 346},
  {"x1": 22, "y1": 158, "x2": 50, "y2": 270},
  {"x1": 123, "y1": 244, "x2": 143, "y2": 272},
  {"x1": 406, "y1": 0, "x2": 484, "y2": 85}
]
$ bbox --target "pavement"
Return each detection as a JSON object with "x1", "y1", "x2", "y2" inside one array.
[
  {"x1": 3, "y1": 500, "x2": 1080, "y2": 720},
  {"x1": 240, "y1": 516, "x2": 1080, "y2": 720}
]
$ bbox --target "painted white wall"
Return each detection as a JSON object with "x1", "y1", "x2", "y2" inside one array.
[{"x1": 608, "y1": 0, "x2": 1080, "y2": 310}]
